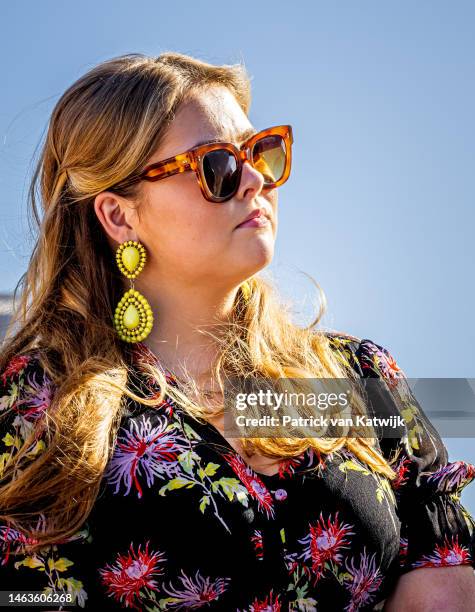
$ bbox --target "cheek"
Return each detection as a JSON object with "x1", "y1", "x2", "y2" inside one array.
[
  {"x1": 265, "y1": 191, "x2": 278, "y2": 234},
  {"x1": 140, "y1": 185, "x2": 229, "y2": 260}
]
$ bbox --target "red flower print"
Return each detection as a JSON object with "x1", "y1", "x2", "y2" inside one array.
[
  {"x1": 391, "y1": 456, "x2": 412, "y2": 489},
  {"x1": 0, "y1": 514, "x2": 51, "y2": 566},
  {"x1": 162, "y1": 568, "x2": 230, "y2": 609},
  {"x1": 98, "y1": 540, "x2": 166, "y2": 610},
  {"x1": 0, "y1": 523, "x2": 39, "y2": 565},
  {"x1": 277, "y1": 454, "x2": 305, "y2": 478},
  {"x1": 380, "y1": 350, "x2": 402, "y2": 378},
  {"x1": 276, "y1": 447, "x2": 330, "y2": 479},
  {"x1": 13, "y1": 368, "x2": 54, "y2": 421},
  {"x1": 412, "y1": 535, "x2": 472, "y2": 568},
  {"x1": 245, "y1": 588, "x2": 281, "y2": 611},
  {"x1": 398, "y1": 537, "x2": 409, "y2": 566},
  {"x1": 298, "y1": 511, "x2": 354, "y2": 585},
  {"x1": 153, "y1": 392, "x2": 179, "y2": 418},
  {"x1": 222, "y1": 452, "x2": 275, "y2": 519},
  {"x1": 1, "y1": 354, "x2": 31, "y2": 386},
  {"x1": 251, "y1": 530, "x2": 264, "y2": 561},
  {"x1": 344, "y1": 547, "x2": 383, "y2": 612},
  {"x1": 358, "y1": 340, "x2": 405, "y2": 390}
]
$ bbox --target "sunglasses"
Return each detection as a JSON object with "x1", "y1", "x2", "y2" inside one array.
[{"x1": 113, "y1": 125, "x2": 293, "y2": 203}]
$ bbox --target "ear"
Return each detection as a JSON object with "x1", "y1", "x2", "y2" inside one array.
[{"x1": 93, "y1": 192, "x2": 139, "y2": 245}]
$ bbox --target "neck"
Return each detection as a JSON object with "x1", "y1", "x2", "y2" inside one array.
[{"x1": 137, "y1": 277, "x2": 240, "y2": 383}]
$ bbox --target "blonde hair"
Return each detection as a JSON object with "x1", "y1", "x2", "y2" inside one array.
[{"x1": 0, "y1": 51, "x2": 396, "y2": 555}]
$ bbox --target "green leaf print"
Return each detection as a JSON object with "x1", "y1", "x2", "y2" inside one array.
[
  {"x1": 14, "y1": 556, "x2": 45, "y2": 571},
  {"x1": 199, "y1": 495, "x2": 211, "y2": 513},
  {"x1": 203, "y1": 462, "x2": 220, "y2": 476},
  {"x1": 183, "y1": 422, "x2": 203, "y2": 441},
  {"x1": 159, "y1": 477, "x2": 196, "y2": 495},
  {"x1": 212, "y1": 477, "x2": 249, "y2": 505},
  {"x1": 177, "y1": 449, "x2": 200, "y2": 475},
  {"x1": 375, "y1": 477, "x2": 395, "y2": 505},
  {"x1": 338, "y1": 459, "x2": 370, "y2": 475}
]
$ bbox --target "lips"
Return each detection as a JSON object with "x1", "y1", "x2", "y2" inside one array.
[{"x1": 236, "y1": 208, "x2": 268, "y2": 228}]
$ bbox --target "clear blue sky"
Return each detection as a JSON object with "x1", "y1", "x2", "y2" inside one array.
[{"x1": 1, "y1": 2, "x2": 474, "y2": 511}]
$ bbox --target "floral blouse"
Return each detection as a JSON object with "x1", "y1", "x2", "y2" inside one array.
[{"x1": 1, "y1": 332, "x2": 475, "y2": 611}]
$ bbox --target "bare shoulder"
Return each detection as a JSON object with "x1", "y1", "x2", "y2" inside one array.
[{"x1": 384, "y1": 565, "x2": 475, "y2": 611}]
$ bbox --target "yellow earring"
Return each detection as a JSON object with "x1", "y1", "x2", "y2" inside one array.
[
  {"x1": 113, "y1": 240, "x2": 154, "y2": 343},
  {"x1": 240, "y1": 280, "x2": 252, "y2": 302}
]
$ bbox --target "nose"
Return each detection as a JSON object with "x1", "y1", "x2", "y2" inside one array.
[{"x1": 235, "y1": 159, "x2": 265, "y2": 201}]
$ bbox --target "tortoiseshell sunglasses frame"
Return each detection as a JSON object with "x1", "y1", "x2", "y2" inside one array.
[{"x1": 113, "y1": 124, "x2": 293, "y2": 203}]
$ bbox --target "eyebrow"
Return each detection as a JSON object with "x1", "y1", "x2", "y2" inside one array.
[{"x1": 193, "y1": 127, "x2": 258, "y2": 148}]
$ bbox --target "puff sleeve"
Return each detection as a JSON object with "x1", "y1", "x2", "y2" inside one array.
[
  {"x1": 0, "y1": 351, "x2": 89, "y2": 610},
  {"x1": 354, "y1": 337, "x2": 475, "y2": 575}
]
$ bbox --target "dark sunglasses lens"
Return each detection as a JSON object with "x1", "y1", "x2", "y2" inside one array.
[
  {"x1": 202, "y1": 150, "x2": 239, "y2": 199},
  {"x1": 252, "y1": 135, "x2": 287, "y2": 184}
]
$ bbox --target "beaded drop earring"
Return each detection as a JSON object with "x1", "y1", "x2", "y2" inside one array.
[
  {"x1": 113, "y1": 240, "x2": 154, "y2": 343},
  {"x1": 240, "y1": 279, "x2": 252, "y2": 302}
]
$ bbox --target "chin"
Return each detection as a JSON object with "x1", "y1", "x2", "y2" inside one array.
[{"x1": 242, "y1": 247, "x2": 274, "y2": 272}]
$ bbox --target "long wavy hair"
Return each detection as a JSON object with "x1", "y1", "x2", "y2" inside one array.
[{"x1": 0, "y1": 51, "x2": 397, "y2": 555}]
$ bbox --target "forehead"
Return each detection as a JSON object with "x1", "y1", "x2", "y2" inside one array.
[{"x1": 155, "y1": 86, "x2": 255, "y2": 159}]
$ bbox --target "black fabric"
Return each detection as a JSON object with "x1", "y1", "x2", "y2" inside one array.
[{"x1": 0, "y1": 333, "x2": 474, "y2": 611}]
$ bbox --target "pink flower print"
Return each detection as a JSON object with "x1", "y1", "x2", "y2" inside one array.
[
  {"x1": 0, "y1": 522, "x2": 39, "y2": 565},
  {"x1": 153, "y1": 392, "x2": 179, "y2": 418},
  {"x1": 251, "y1": 530, "x2": 264, "y2": 561},
  {"x1": 412, "y1": 535, "x2": 472, "y2": 568},
  {"x1": 162, "y1": 568, "x2": 230, "y2": 609},
  {"x1": 359, "y1": 341, "x2": 405, "y2": 389},
  {"x1": 13, "y1": 368, "x2": 54, "y2": 421},
  {"x1": 298, "y1": 511, "x2": 354, "y2": 585},
  {"x1": 104, "y1": 414, "x2": 190, "y2": 498},
  {"x1": 246, "y1": 588, "x2": 281, "y2": 611},
  {"x1": 1, "y1": 354, "x2": 31, "y2": 386},
  {"x1": 292, "y1": 447, "x2": 331, "y2": 478},
  {"x1": 222, "y1": 452, "x2": 275, "y2": 519},
  {"x1": 307, "y1": 447, "x2": 329, "y2": 470},
  {"x1": 423, "y1": 461, "x2": 475, "y2": 494},
  {"x1": 343, "y1": 547, "x2": 383, "y2": 612},
  {"x1": 98, "y1": 540, "x2": 166, "y2": 610},
  {"x1": 274, "y1": 488, "x2": 287, "y2": 501},
  {"x1": 283, "y1": 549, "x2": 306, "y2": 578}
]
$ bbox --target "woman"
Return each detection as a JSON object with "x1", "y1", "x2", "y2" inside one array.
[{"x1": 0, "y1": 52, "x2": 474, "y2": 611}]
